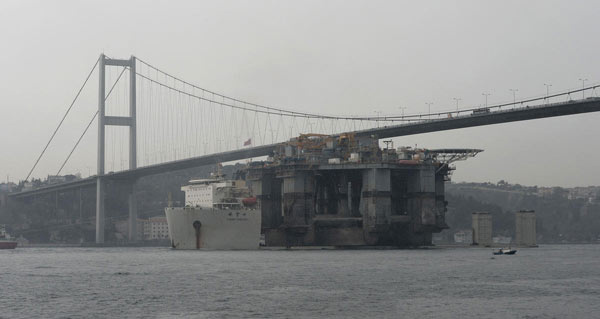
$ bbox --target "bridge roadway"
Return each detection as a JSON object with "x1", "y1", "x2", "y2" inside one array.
[{"x1": 10, "y1": 96, "x2": 600, "y2": 199}]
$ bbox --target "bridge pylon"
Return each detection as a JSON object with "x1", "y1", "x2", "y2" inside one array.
[{"x1": 96, "y1": 54, "x2": 138, "y2": 244}]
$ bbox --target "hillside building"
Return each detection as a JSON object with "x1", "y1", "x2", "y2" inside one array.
[
  {"x1": 472, "y1": 212, "x2": 492, "y2": 246},
  {"x1": 515, "y1": 210, "x2": 536, "y2": 247}
]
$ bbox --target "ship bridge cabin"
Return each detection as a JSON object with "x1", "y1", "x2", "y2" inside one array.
[{"x1": 181, "y1": 178, "x2": 249, "y2": 209}]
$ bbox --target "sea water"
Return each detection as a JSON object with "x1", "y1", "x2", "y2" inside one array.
[{"x1": 2, "y1": 245, "x2": 599, "y2": 318}]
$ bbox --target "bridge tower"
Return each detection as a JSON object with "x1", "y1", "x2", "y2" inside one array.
[{"x1": 96, "y1": 54, "x2": 137, "y2": 244}]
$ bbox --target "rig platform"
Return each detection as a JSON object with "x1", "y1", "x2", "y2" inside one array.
[{"x1": 246, "y1": 133, "x2": 481, "y2": 247}]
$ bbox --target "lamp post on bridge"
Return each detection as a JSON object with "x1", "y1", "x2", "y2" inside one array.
[
  {"x1": 579, "y1": 78, "x2": 588, "y2": 99},
  {"x1": 425, "y1": 102, "x2": 433, "y2": 120},
  {"x1": 482, "y1": 93, "x2": 491, "y2": 108},
  {"x1": 398, "y1": 106, "x2": 407, "y2": 118},
  {"x1": 374, "y1": 111, "x2": 382, "y2": 127},
  {"x1": 544, "y1": 83, "x2": 552, "y2": 104},
  {"x1": 453, "y1": 98, "x2": 461, "y2": 113},
  {"x1": 509, "y1": 89, "x2": 518, "y2": 108}
]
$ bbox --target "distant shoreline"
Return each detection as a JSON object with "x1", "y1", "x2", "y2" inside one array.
[{"x1": 11, "y1": 242, "x2": 599, "y2": 249}]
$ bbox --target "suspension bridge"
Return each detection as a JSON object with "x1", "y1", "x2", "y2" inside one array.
[{"x1": 9, "y1": 54, "x2": 600, "y2": 244}]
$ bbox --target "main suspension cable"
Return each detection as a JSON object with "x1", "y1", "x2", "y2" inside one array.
[
  {"x1": 25, "y1": 57, "x2": 100, "y2": 181},
  {"x1": 137, "y1": 57, "x2": 420, "y2": 121},
  {"x1": 136, "y1": 56, "x2": 600, "y2": 121},
  {"x1": 136, "y1": 57, "x2": 329, "y2": 118},
  {"x1": 135, "y1": 71, "x2": 419, "y2": 122}
]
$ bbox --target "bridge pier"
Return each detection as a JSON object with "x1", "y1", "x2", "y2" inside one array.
[
  {"x1": 95, "y1": 177, "x2": 105, "y2": 243},
  {"x1": 96, "y1": 53, "x2": 106, "y2": 244},
  {"x1": 128, "y1": 182, "x2": 137, "y2": 241}
]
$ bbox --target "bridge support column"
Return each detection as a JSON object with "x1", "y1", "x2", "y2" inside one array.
[
  {"x1": 95, "y1": 54, "x2": 137, "y2": 244},
  {"x1": 95, "y1": 177, "x2": 105, "y2": 243},
  {"x1": 96, "y1": 53, "x2": 106, "y2": 244},
  {"x1": 127, "y1": 55, "x2": 137, "y2": 242},
  {"x1": 128, "y1": 182, "x2": 137, "y2": 241}
]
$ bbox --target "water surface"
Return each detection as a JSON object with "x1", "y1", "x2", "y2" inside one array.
[{"x1": 2, "y1": 245, "x2": 599, "y2": 318}]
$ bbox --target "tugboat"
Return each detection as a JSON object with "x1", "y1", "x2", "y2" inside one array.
[{"x1": 0, "y1": 225, "x2": 18, "y2": 249}]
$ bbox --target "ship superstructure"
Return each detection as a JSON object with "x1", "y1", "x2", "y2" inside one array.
[
  {"x1": 181, "y1": 178, "x2": 251, "y2": 209},
  {"x1": 0, "y1": 224, "x2": 18, "y2": 249}
]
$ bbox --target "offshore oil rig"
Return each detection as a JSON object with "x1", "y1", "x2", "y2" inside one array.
[{"x1": 247, "y1": 133, "x2": 481, "y2": 247}]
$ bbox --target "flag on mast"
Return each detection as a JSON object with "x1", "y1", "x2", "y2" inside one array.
[{"x1": 243, "y1": 138, "x2": 252, "y2": 146}]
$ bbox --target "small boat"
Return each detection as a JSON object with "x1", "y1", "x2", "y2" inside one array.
[
  {"x1": 0, "y1": 225, "x2": 18, "y2": 249},
  {"x1": 501, "y1": 248, "x2": 517, "y2": 255},
  {"x1": 493, "y1": 247, "x2": 517, "y2": 255}
]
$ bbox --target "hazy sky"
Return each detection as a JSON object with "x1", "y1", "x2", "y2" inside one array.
[{"x1": 1, "y1": 0, "x2": 599, "y2": 187}]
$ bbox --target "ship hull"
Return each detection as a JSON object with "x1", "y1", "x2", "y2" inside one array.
[
  {"x1": 165, "y1": 207, "x2": 261, "y2": 250},
  {"x1": 0, "y1": 241, "x2": 17, "y2": 249}
]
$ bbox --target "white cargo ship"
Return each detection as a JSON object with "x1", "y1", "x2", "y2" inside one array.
[{"x1": 165, "y1": 174, "x2": 261, "y2": 250}]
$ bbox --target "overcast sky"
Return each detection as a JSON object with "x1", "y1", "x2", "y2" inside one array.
[{"x1": 1, "y1": 0, "x2": 599, "y2": 187}]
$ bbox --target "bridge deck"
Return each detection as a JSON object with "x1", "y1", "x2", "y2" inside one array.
[
  {"x1": 10, "y1": 97, "x2": 600, "y2": 199},
  {"x1": 355, "y1": 97, "x2": 600, "y2": 139}
]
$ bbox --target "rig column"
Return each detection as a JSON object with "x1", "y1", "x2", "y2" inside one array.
[{"x1": 360, "y1": 168, "x2": 392, "y2": 244}]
